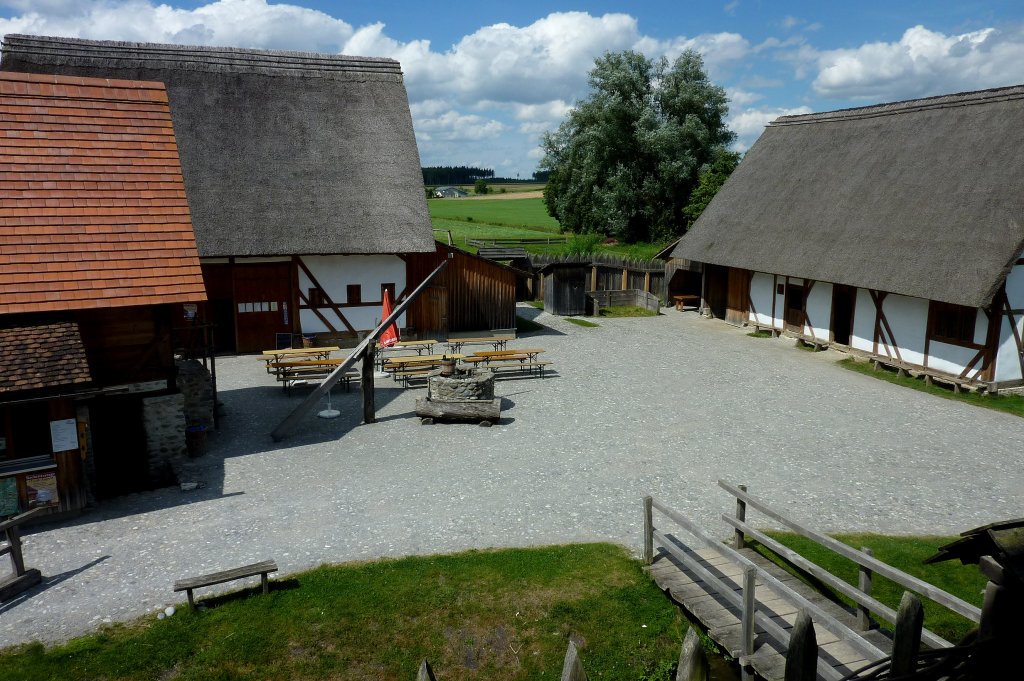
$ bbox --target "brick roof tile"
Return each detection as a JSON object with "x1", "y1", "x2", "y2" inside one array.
[
  {"x1": 1, "y1": 72, "x2": 205, "y2": 313},
  {"x1": 0, "y1": 321, "x2": 92, "y2": 393}
]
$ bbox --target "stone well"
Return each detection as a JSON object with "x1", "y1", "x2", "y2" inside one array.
[{"x1": 427, "y1": 367, "x2": 494, "y2": 402}]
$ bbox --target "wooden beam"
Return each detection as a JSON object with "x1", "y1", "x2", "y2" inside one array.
[
  {"x1": 297, "y1": 287, "x2": 339, "y2": 334},
  {"x1": 293, "y1": 256, "x2": 357, "y2": 334},
  {"x1": 271, "y1": 258, "x2": 450, "y2": 441}
]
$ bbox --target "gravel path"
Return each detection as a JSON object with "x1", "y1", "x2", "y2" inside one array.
[{"x1": 3, "y1": 306, "x2": 1022, "y2": 647}]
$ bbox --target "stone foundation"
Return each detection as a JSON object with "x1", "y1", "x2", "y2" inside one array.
[
  {"x1": 428, "y1": 369, "x2": 494, "y2": 401},
  {"x1": 143, "y1": 393, "x2": 187, "y2": 487},
  {"x1": 175, "y1": 359, "x2": 214, "y2": 428}
]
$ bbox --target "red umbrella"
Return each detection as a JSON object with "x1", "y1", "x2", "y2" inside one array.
[{"x1": 379, "y1": 289, "x2": 400, "y2": 347}]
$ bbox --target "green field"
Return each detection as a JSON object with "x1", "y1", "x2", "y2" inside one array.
[{"x1": 428, "y1": 197, "x2": 560, "y2": 231}]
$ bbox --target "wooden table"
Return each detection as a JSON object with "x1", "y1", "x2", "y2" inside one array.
[
  {"x1": 382, "y1": 354, "x2": 465, "y2": 387},
  {"x1": 267, "y1": 359, "x2": 358, "y2": 394},
  {"x1": 461, "y1": 349, "x2": 549, "y2": 376},
  {"x1": 259, "y1": 346, "x2": 339, "y2": 372},
  {"x1": 376, "y1": 340, "x2": 437, "y2": 368},
  {"x1": 672, "y1": 294, "x2": 700, "y2": 311},
  {"x1": 445, "y1": 336, "x2": 516, "y2": 353}
]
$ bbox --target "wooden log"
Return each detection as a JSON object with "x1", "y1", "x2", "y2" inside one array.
[
  {"x1": 643, "y1": 495, "x2": 654, "y2": 565},
  {"x1": 857, "y1": 547, "x2": 874, "y2": 631},
  {"x1": 676, "y1": 628, "x2": 709, "y2": 681},
  {"x1": 891, "y1": 592, "x2": 923, "y2": 676},
  {"x1": 734, "y1": 484, "x2": 747, "y2": 549},
  {"x1": 740, "y1": 565, "x2": 756, "y2": 679},
  {"x1": 417, "y1": 659, "x2": 438, "y2": 681},
  {"x1": 414, "y1": 398, "x2": 500, "y2": 422},
  {"x1": 0, "y1": 568, "x2": 42, "y2": 602},
  {"x1": 361, "y1": 341, "x2": 376, "y2": 424},
  {"x1": 561, "y1": 640, "x2": 588, "y2": 681},
  {"x1": 784, "y1": 611, "x2": 818, "y2": 681}
]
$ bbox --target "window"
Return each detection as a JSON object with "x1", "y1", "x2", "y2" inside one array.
[
  {"x1": 307, "y1": 287, "x2": 323, "y2": 307},
  {"x1": 930, "y1": 301, "x2": 977, "y2": 345},
  {"x1": 381, "y1": 283, "x2": 396, "y2": 302},
  {"x1": 346, "y1": 284, "x2": 362, "y2": 305}
]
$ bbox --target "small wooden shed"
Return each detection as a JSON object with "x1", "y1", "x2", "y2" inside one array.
[{"x1": 540, "y1": 263, "x2": 588, "y2": 316}]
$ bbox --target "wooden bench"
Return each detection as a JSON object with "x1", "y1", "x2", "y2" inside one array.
[
  {"x1": 390, "y1": 367, "x2": 435, "y2": 387},
  {"x1": 672, "y1": 294, "x2": 700, "y2": 311},
  {"x1": 465, "y1": 358, "x2": 552, "y2": 377},
  {"x1": 173, "y1": 559, "x2": 278, "y2": 608}
]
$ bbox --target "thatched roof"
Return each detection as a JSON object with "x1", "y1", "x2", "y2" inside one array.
[
  {"x1": 1, "y1": 34, "x2": 435, "y2": 257},
  {"x1": 671, "y1": 85, "x2": 1024, "y2": 308}
]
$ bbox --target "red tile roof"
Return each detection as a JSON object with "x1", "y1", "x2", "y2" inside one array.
[
  {"x1": 0, "y1": 72, "x2": 206, "y2": 314},
  {"x1": 0, "y1": 321, "x2": 92, "y2": 393}
]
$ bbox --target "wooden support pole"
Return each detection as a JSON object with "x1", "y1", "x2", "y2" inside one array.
[
  {"x1": 644, "y1": 271, "x2": 651, "y2": 293},
  {"x1": 891, "y1": 592, "x2": 923, "y2": 676},
  {"x1": 857, "y1": 546, "x2": 874, "y2": 630},
  {"x1": 561, "y1": 640, "x2": 588, "y2": 681},
  {"x1": 784, "y1": 611, "x2": 817, "y2": 681},
  {"x1": 590, "y1": 266, "x2": 597, "y2": 292},
  {"x1": 361, "y1": 341, "x2": 376, "y2": 424},
  {"x1": 734, "y1": 484, "x2": 748, "y2": 549},
  {"x1": 676, "y1": 628, "x2": 709, "y2": 681},
  {"x1": 642, "y1": 495, "x2": 654, "y2": 565},
  {"x1": 6, "y1": 524, "x2": 25, "y2": 575},
  {"x1": 741, "y1": 564, "x2": 757, "y2": 675},
  {"x1": 621, "y1": 268, "x2": 628, "y2": 290}
]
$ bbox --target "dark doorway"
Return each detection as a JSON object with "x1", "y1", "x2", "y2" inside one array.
[
  {"x1": 200, "y1": 264, "x2": 237, "y2": 352},
  {"x1": 831, "y1": 285, "x2": 856, "y2": 345},
  {"x1": 725, "y1": 268, "x2": 752, "y2": 326},
  {"x1": 704, "y1": 265, "x2": 728, "y2": 320},
  {"x1": 88, "y1": 396, "x2": 150, "y2": 499},
  {"x1": 784, "y1": 283, "x2": 806, "y2": 333}
]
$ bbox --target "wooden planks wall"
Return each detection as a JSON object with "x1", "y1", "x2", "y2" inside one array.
[{"x1": 405, "y1": 245, "x2": 517, "y2": 336}]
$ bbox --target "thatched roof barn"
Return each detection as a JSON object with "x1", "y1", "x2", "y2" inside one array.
[
  {"x1": 1, "y1": 34, "x2": 435, "y2": 257},
  {"x1": 672, "y1": 85, "x2": 1024, "y2": 309},
  {"x1": 670, "y1": 85, "x2": 1024, "y2": 390}
]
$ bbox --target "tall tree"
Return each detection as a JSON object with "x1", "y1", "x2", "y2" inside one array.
[{"x1": 541, "y1": 50, "x2": 735, "y2": 242}]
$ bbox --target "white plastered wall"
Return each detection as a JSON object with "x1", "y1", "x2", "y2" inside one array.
[
  {"x1": 749, "y1": 272, "x2": 776, "y2": 327},
  {"x1": 803, "y1": 281, "x2": 832, "y2": 341},
  {"x1": 995, "y1": 264, "x2": 1024, "y2": 382},
  {"x1": 297, "y1": 255, "x2": 407, "y2": 333}
]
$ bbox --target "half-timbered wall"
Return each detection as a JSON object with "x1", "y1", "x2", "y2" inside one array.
[
  {"x1": 804, "y1": 281, "x2": 832, "y2": 342},
  {"x1": 749, "y1": 272, "x2": 776, "y2": 328},
  {"x1": 297, "y1": 255, "x2": 407, "y2": 333},
  {"x1": 994, "y1": 263, "x2": 1024, "y2": 383}
]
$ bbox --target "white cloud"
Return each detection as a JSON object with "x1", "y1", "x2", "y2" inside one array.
[
  {"x1": 727, "y1": 87, "x2": 763, "y2": 106},
  {"x1": 729, "y1": 105, "x2": 813, "y2": 151},
  {"x1": 813, "y1": 25, "x2": 1024, "y2": 100},
  {"x1": 414, "y1": 109, "x2": 505, "y2": 142}
]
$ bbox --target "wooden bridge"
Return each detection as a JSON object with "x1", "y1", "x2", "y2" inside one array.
[{"x1": 643, "y1": 481, "x2": 983, "y2": 681}]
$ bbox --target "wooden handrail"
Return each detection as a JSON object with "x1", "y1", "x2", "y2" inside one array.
[
  {"x1": 650, "y1": 496, "x2": 886, "y2": 664},
  {"x1": 718, "y1": 480, "x2": 982, "y2": 623},
  {"x1": 0, "y1": 507, "x2": 44, "y2": 534}
]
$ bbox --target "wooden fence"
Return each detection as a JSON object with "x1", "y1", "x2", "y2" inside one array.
[
  {"x1": 530, "y1": 253, "x2": 666, "y2": 302},
  {"x1": 467, "y1": 236, "x2": 568, "y2": 247},
  {"x1": 587, "y1": 289, "x2": 661, "y2": 314}
]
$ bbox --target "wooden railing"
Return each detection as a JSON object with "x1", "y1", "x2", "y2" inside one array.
[
  {"x1": 718, "y1": 479, "x2": 981, "y2": 650},
  {"x1": 1, "y1": 507, "x2": 43, "y2": 601}
]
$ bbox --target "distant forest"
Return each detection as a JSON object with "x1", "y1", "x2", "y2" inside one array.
[
  {"x1": 422, "y1": 166, "x2": 494, "y2": 185},
  {"x1": 422, "y1": 167, "x2": 551, "y2": 185}
]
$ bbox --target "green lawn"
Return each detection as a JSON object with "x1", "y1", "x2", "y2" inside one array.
[
  {"x1": 597, "y1": 306, "x2": 658, "y2": 318},
  {"x1": 760, "y1": 532, "x2": 986, "y2": 643},
  {"x1": 839, "y1": 357, "x2": 1024, "y2": 418},
  {"x1": 428, "y1": 197, "x2": 561, "y2": 231},
  {"x1": 1, "y1": 544, "x2": 686, "y2": 681}
]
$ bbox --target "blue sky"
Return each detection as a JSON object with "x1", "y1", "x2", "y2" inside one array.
[{"x1": 3, "y1": 1, "x2": 1023, "y2": 176}]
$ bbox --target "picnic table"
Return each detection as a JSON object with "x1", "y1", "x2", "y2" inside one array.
[
  {"x1": 461, "y1": 348, "x2": 551, "y2": 377},
  {"x1": 672, "y1": 294, "x2": 700, "y2": 311},
  {"x1": 445, "y1": 335, "x2": 516, "y2": 353},
  {"x1": 267, "y1": 358, "x2": 359, "y2": 395},
  {"x1": 258, "y1": 346, "x2": 339, "y2": 373},
  {"x1": 376, "y1": 340, "x2": 437, "y2": 369},
  {"x1": 382, "y1": 353, "x2": 464, "y2": 387}
]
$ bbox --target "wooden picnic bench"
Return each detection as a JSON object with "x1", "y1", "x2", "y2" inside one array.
[
  {"x1": 258, "y1": 346, "x2": 339, "y2": 373},
  {"x1": 672, "y1": 294, "x2": 700, "y2": 311},
  {"x1": 268, "y1": 360, "x2": 359, "y2": 395},
  {"x1": 461, "y1": 349, "x2": 551, "y2": 377},
  {"x1": 445, "y1": 336, "x2": 515, "y2": 353},
  {"x1": 174, "y1": 559, "x2": 278, "y2": 608},
  {"x1": 382, "y1": 354, "x2": 464, "y2": 387}
]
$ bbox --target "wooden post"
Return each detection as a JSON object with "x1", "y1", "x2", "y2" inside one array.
[
  {"x1": 734, "y1": 484, "x2": 747, "y2": 549},
  {"x1": 417, "y1": 659, "x2": 438, "y2": 681},
  {"x1": 856, "y1": 546, "x2": 874, "y2": 630},
  {"x1": 590, "y1": 266, "x2": 597, "y2": 292},
  {"x1": 740, "y1": 564, "x2": 757, "y2": 677},
  {"x1": 642, "y1": 495, "x2": 654, "y2": 565},
  {"x1": 644, "y1": 271, "x2": 651, "y2": 293},
  {"x1": 561, "y1": 640, "x2": 588, "y2": 681},
  {"x1": 676, "y1": 628, "x2": 709, "y2": 681},
  {"x1": 361, "y1": 341, "x2": 376, "y2": 424},
  {"x1": 890, "y1": 592, "x2": 923, "y2": 676},
  {"x1": 621, "y1": 268, "x2": 628, "y2": 291},
  {"x1": 784, "y1": 611, "x2": 817, "y2": 681}
]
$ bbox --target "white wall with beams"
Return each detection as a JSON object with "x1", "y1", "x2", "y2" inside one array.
[{"x1": 297, "y1": 255, "x2": 407, "y2": 333}]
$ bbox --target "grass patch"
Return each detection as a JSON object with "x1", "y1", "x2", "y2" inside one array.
[
  {"x1": 839, "y1": 357, "x2": 1024, "y2": 418},
  {"x1": 515, "y1": 315, "x2": 545, "y2": 333},
  {"x1": 747, "y1": 330, "x2": 773, "y2": 338},
  {"x1": 598, "y1": 306, "x2": 658, "y2": 318},
  {"x1": 524, "y1": 300, "x2": 544, "y2": 310},
  {"x1": 566, "y1": 318, "x2": 599, "y2": 328},
  {"x1": 0, "y1": 544, "x2": 687, "y2": 681},
  {"x1": 429, "y1": 197, "x2": 561, "y2": 231},
  {"x1": 759, "y1": 532, "x2": 985, "y2": 643}
]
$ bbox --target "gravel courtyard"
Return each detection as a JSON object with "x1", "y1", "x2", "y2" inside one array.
[{"x1": 3, "y1": 305, "x2": 1022, "y2": 647}]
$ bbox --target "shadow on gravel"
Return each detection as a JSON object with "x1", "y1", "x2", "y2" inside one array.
[{"x1": 0, "y1": 555, "x2": 110, "y2": 615}]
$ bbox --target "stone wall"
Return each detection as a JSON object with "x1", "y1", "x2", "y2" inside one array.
[
  {"x1": 142, "y1": 393, "x2": 187, "y2": 486},
  {"x1": 175, "y1": 359, "x2": 214, "y2": 428}
]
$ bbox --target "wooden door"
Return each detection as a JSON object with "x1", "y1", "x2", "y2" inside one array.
[
  {"x1": 704, "y1": 265, "x2": 728, "y2": 319},
  {"x1": 420, "y1": 286, "x2": 449, "y2": 340},
  {"x1": 725, "y1": 268, "x2": 751, "y2": 326},
  {"x1": 233, "y1": 263, "x2": 293, "y2": 353},
  {"x1": 784, "y1": 283, "x2": 806, "y2": 333}
]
